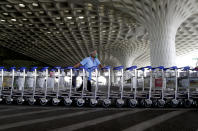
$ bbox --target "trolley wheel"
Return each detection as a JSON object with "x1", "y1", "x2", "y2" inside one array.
[
  {"x1": 64, "y1": 98, "x2": 72, "y2": 106},
  {"x1": 17, "y1": 97, "x2": 25, "y2": 105},
  {"x1": 144, "y1": 99, "x2": 152, "y2": 108},
  {"x1": 76, "y1": 98, "x2": 85, "y2": 107},
  {"x1": 178, "y1": 99, "x2": 184, "y2": 107},
  {"x1": 171, "y1": 99, "x2": 179, "y2": 108},
  {"x1": 102, "y1": 99, "x2": 111, "y2": 108},
  {"x1": 157, "y1": 99, "x2": 166, "y2": 108},
  {"x1": 0, "y1": 97, "x2": 3, "y2": 102},
  {"x1": 128, "y1": 99, "x2": 137, "y2": 108},
  {"x1": 192, "y1": 100, "x2": 197, "y2": 107},
  {"x1": 89, "y1": 99, "x2": 98, "y2": 107},
  {"x1": 116, "y1": 99, "x2": 124, "y2": 108},
  {"x1": 40, "y1": 98, "x2": 48, "y2": 106},
  {"x1": 52, "y1": 98, "x2": 60, "y2": 106},
  {"x1": 28, "y1": 98, "x2": 36, "y2": 105},
  {"x1": 184, "y1": 99, "x2": 193, "y2": 108},
  {"x1": 140, "y1": 99, "x2": 145, "y2": 107},
  {"x1": 5, "y1": 97, "x2": 13, "y2": 105},
  {"x1": 152, "y1": 99, "x2": 158, "y2": 107}
]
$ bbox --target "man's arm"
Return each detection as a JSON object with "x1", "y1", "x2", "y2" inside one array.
[
  {"x1": 73, "y1": 63, "x2": 82, "y2": 68},
  {"x1": 74, "y1": 57, "x2": 87, "y2": 68},
  {"x1": 96, "y1": 58, "x2": 103, "y2": 69}
]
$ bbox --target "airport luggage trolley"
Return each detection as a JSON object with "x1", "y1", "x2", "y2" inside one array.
[
  {"x1": 136, "y1": 66, "x2": 153, "y2": 107},
  {"x1": 164, "y1": 66, "x2": 181, "y2": 107},
  {"x1": 14, "y1": 67, "x2": 27, "y2": 105},
  {"x1": 99, "y1": 66, "x2": 112, "y2": 107},
  {"x1": 125, "y1": 66, "x2": 138, "y2": 107},
  {"x1": 113, "y1": 66, "x2": 125, "y2": 107},
  {"x1": 3, "y1": 67, "x2": 16, "y2": 104},
  {"x1": 76, "y1": 66, "x2": 87, "y2": 107},
  {"x1": 37, "y1": 67, "x2": 49, "y2": 106},
  {"x1": 178, "y1": 66, "x2": 195, "y2": 107},
  {"x1": 63, "y1": 66, "x2": 74, "y2": 106},
  {"x1": 26, "y1": 67, "x2": 38, "y2": 105},
  {"x1": 50, "y1": 67, "x2": 61, "y2": 106},
  {"x1": 87, "y1": 66, "x2": 100, "y2": 107},
  {"x1": 151, "y1": 66, "x2": 166, "y2": 107},
  {"x1": 189, "y1": 67, "x2": 198, "y2": 106}
]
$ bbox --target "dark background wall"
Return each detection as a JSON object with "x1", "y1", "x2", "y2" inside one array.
[{"x1": 0, "y1": 45, "x2": 48, "y2": 68}]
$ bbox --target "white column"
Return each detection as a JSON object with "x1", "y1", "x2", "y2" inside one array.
[{"x1": 149, "y1": 27, "x2": 177, "y2": 67}]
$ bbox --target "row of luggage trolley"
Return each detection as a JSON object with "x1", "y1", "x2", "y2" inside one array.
[{"x1": 0, "y1": 65, "x2": 198, "y2": 108}]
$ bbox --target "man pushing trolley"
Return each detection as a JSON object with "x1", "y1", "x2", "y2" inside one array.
[{"x1": 74, "y1": 50, "x2": 103, "y2": 92}]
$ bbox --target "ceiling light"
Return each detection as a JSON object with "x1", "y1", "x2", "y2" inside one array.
[
  {"x1": 67, "y1": 16, "x2": 72, "y2": 19},
  {"x1": 112, "y1": 30, "x2": 115, "y2": 32},
  {"x1": 0, "y1": 19, "x2": 5, "y2": 22},
  {"x1": 11, "y1": 19, "x2": 16, "y2": 21},
  {"x1": 9, "y1": 25, "x2": 13, "y2": 26},
  {"x1": 78, "y1": 16, "x2": 84, "y2": 19},
  {"x1": 27, "y1": 12, "x2": 32, "y2": 14},
  {"x1": 3, "y1": 13, "x2": 8, "y2": 15},
  {"x1": 102, "y1": 30, "x2": 106, "y2": 32},
  {"x1": 87, "y1": 3, "x2": 93, "y2": 7},
  {"x1": 47, "y1": 32, "x2": 51, "y2": 33},
  {"x1": 19, "y1": 4, "x2": 26, "y2": 8},
  {"x1": 32, "y1": 3, "x2": 39, "y2": 7},
  {"x1": 56, "y1": 17, "x2": 60, "y2": 20},
  {"x1": 22, "y1": 18, "x2": 27, "y2": 21},
  {"x1": 5, "y1": 5, "x2": 12, "y2": 8},
  {"x1": 18, "y1": 24, "x2": 23, "y2": 26},
  {"x1": 39, "y1": 11, "x2": 44, "y2": 14}
]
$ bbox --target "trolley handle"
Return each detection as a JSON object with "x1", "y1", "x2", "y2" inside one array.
[
  {"x1": 10, "y1": 67, "x2": 16, "y2": 71},
  {"x1": 54, "y1": 66, "x2": 61, "y2": 69},
  {"x1": 19, "y1": 67, "x2": 26, "y2": 71},
  {"x1": 152, "y1": 66, "x2": 164, "y2": 70},
  {"x1": 137, "y1": 66, "x2": 152, "y2": 71},
  {"x1": 168, "y1": 66, "x2": 177, "y2": 70},
  {"x1": 113, "y1": 66, "x2": 124, "y2": 71},
  {"x1": 137, "y1": 68, "x2": 144, "y2": 71},
  {"x1": 126, "y1": 66, "x2": 137, "y2": 71},
  {"x1": 31, "y1": 67, "x2": 38, "y2": 70},
  {"x1": 102, "y1": 66, "x2": 111, "y2": 70},
  {"x1": 142, "y1": 66, "x2": 152, "y2": 69},
  {"x1": 73, "y1": 68, "x2": 79, "y2": 71},
  {"x1": 64, "y1": 66, "x2": 73, "y2": 70},
  {"x1": 29, "y1": 67, "x2": 38, "y2": 71},
  {"x1": 178, "y1": 66, "x2": 190, "y2": 71},
  {"x1": 50, "y1": 68, "x2": 56, "y2": 72},
  {"x1": 41, "y1": 67, "x2": 49, "y2": 70},
  {"x1": 78, "y1": 66, "x2": 86, "y2": 70}
]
